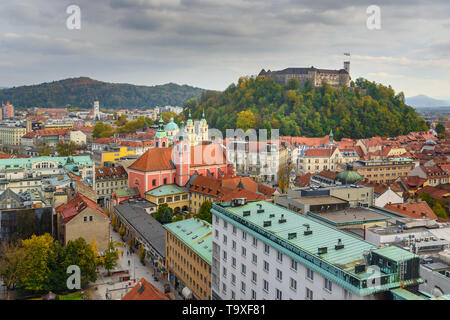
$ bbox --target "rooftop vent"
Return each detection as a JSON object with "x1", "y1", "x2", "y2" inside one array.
[
  {"x1": 288, "y1": 232, "x2": 297, "y2": 240},
  {"x1": 278, "y1": 214, "x2": 286, "y2": 224},
  {"x1": 335, "y1": 238, "x2": 344, "y2": 250},
  {"x1": 263, "y1": 220, "x2": 272, "y2": 227},
  {"x1": 257, "y1": 209, "x2": 265, "y2": 213},
  {"x1": 303, "y1": 224, "x2": 312, "y2": 236},
  {"x1": 243, "y1": 210, "x2": 251, "y2": 217},
  {"x1": 269, "y1": 214, "x2": 275, "y2": 218},
  {"x1": 318, "y1": 247, "x2": 328, "y2": 255},
  {"x1": 355, "y1": 263, "x2": 366, "y2": 274}
]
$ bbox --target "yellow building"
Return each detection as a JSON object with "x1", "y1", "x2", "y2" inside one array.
[
  {"x1": 164, "y1": 218, "x2": 212, "y2": 300},
  {"x1": 145, "y1": 184, "x2": 189, "y2": 214},
  {"x1": 94, "y1": 146, "x2": 136, "y2": 167},
  {"x1": 0, "y1": 125, "x2": 27, "y2": 146}
]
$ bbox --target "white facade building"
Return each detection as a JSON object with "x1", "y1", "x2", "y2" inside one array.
[{"x1": 211, "y1": 200, "x2": 423, "y2": 300}]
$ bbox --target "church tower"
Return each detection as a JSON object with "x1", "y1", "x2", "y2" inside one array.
[
  {"x1": 200, "y1": 109, "x2": 209, "y2": 142},
  {"x1": 174, "y1": 135, "x2": 191, "y2": 186},
  {"x1": 185, "y1": 110, "x2": 195, "y2": 146},
  {"x1": 155, "y1": 119, "x2": 168, "y2": 148}
]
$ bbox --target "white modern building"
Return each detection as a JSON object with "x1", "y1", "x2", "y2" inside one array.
[{"x1": 211, "y1": 200, "x2": 423, "y2": 300}]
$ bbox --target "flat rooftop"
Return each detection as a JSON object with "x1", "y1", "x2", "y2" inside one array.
[
  {"x1": 292, "y1": 196, "x2": 347, "y2": 206},
  {"x1": 308, "y1": 208, "x2": 391, "y2": 227}
]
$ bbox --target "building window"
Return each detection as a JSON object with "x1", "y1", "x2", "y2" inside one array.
[
  {"x1": 291, "y1": 259, "x2": 298, "y2": 271},
  {"x1": 263, "y1": 261, "x2": 269, "y2": 272},
  {"x1": 241, "y1": 264, "x2": 246, "y2": 275},
  {"x1": 252, "y1": 253, "x2": 257, "y2": 265},
  {"x1": 232, "y1": 257, "x2": 236, "y2": 268},
  {"x1": 324, "y1": 278, "x2": 332, "y2": 292},
  {"x1": 241, "y1": 281, "x2": 246, "y2": 293},
  {"x1": 307, "y1": 268, "x2": 314, "y2": 281},
  {"x1": 223, "y1": 267, "x2": 227, "y2": 278},
  {"x1": 223, "y1": 235, "x2": 227, "y2": 245},
  {"x1": 251, "y1": 271, "x2": 257, "y2": 284},
  {"x1": 231, "y1": 274, "x2": 236, "y2": 285},
  {"x1": 152, "y1": 179, "x2": 156, "y2": 186},
  {"x1": 242, "y1": 231, "x2": 247, "y2": 241},
  {"x1": 223, "y1": 251, "x2": 227, "y2": 261},
  {"x1": 241, "y1": 247, "x2": 246, "y2": 257},
  {"x1": 264, "y1": 244, "x2": 270, "y2": 255},
  {"x1": 232, "y1": 225, "x2": 237, "y2": 235},
  {"x1": 231, "y1": 291, "x2": 235, "y2": 300},
  {"x1": 290, "y1": 278, "x2": 297, "y2": 291},
  {"x1": 276, "y1": 269, "x2": 282, "y2": 281},
  {"x1": 232, "y1": 240, "x2": 236, "y2": 251},
  {"x1": 306, "y1": 288, "x2": 313, "y2": 300},
  {"x1": 263, "y1": 280, "x2": 269, "y2": 293},
  {"x1": 252, "y1": 237, "x2": 258, "y2": 248},
  {"x1": 251, "y1": 290, "x2": 257, "y2": 300},
  {"x1": 276, "y1": 289, "x2": 282, "y2": 300},
  {"x1": 83, "y1": 216, "x2": 87, "y2": 222},
  {"x1": 223, "y1": 221, "x2": 228, "y2": 229},
  {"x1": 215, "y1": 230, "x2": 219, "y2": 239},
  {"x1": 89, "y1": 216, "x2": 93, "y2": 221},
  {"x1": 277, "y1": 251, "x2": 283, "y2": 262},
  {"x1": 222, "y1": 283, "x2": 227, "y2": 294}
]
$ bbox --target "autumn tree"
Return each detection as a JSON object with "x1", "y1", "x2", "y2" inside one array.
[
  {"x1": 119, "y1": 224, "x2": 125, "y2": 238},
  {"x1": 139, "y1": 244, "x2": 146, "y2": 264},
  {"x1": 236, "y1": 110, "x2": 257, "y2": 131},
  {"x1": 56, "y1": 141, "x2": 77, "y2": 157},
  {"x1": 277, "y1": 161, "x2": 295, "y2": 194},
  {"x1": 39, "y1": 144, "x2": 52, "y2": 156},
  {"x1": 111, "y1": 215, "x2": 118, "y2": 231}
]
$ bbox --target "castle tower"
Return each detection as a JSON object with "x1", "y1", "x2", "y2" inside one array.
[{"x1": 344, "y1": 52, "x2": 351, "y2": 74}]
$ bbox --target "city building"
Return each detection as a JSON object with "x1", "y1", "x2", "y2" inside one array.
[
  {"x1": 95, "y1": 165, "x2": 128, "y2": 203},
  {"x1": 55, "y1": 192, "x2": 110, "y2": 251},
  {"x1": 211, "y1": 200, "x2": 422, "y2": 300},
  {"x1": 353, "y1": 158, "x2": 416, "y2": 184},
  {"x1": 0, "y1": 123, "x2": 27, "y2": 146},
  {"x1": 145, "y1": 184, "x2": 190, "y2": 214},
  {"x1": 113, "y1": 199, "x2": 165, "y2": 266},
  {"x1": 164, "y1": 218, "x2": 212, "y2": 300},
  {"x1": 128, "y1": 143, "x2": 232, "y2": 198}
]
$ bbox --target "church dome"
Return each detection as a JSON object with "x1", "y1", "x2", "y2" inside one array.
[
  {"x1": 165, "y1": 117, "x2": 179, "y2": 131},
  {"x1": 335, "y1": 163, "x2": 363, "y2": 185}
]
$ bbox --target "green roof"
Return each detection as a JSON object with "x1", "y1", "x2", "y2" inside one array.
[
  {"x1": 145, "y1": 184, "x2": 188, "y2": 197},
  {"x1": 212, "y1": 201, "x2": 422, "y2": 296},
  {"x1": 371, "y1": 246, "x2": 418, "y2": 263},
  {"x1": 0, "y1": 155, "x2": 92, "y2": 170},
  {"x1": 336, "y1": 168, "x2": 363, "y2": 185},
  {"x1": 164, "y1": 218, "x2": 212, "y2": 265},
  {"x1": 115, "y1": 187, "x2": 140, "y2": 198}
]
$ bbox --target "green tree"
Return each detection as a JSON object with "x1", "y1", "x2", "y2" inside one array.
[
  {"x1": 236, "y1": 110, "x2": 256, "y2": 131},
  {"x1": 111, "y1": 215, "x2": 118, "y2": 231},
  {"x1": 436, "y1": 123, "x2": 445, "y2": 135},
  {"x1": 39, "y1": 144, "x2": 52, "y2": 156},
  {"x1": 15, "y1": 233, "x2": 55, "y2": 292},
  {"x1": 0, "y1": 241, "x2": 23, "y2": 291},
  {"x1": 432, "y1": 202, "x2": 448, "y2": 220},
  {"x1": 56, "y1": 141, "x2": 77, "y2": 157},
  {"x1": 196, "y1": 201, "x2": 213, "y2": 224},
  {"x1": 162, "y1": 111, "x2": 177, "y2": 123},
  {"x1": 153, "y1": 203, "x2": 173, "y2": 224},
  {"x1": 99, "y1": 241, "x2": 121, "y2": 276},
  {"x1": 119, "y1": 224, "x2": 125, "y2": 238},
  {"x1": 139, "y1": 244, "x2": 146, "y2": 264}
]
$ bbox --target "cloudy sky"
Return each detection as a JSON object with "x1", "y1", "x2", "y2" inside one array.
[{"x1": 0, "y1": 0, "x2": 449, "y2": 98}]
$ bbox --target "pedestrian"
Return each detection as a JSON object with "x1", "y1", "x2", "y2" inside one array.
[{"x1": 128, "y1": 260, "x2": 130, "y2": 266}]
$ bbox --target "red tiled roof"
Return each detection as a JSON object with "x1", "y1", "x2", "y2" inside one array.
[
  {"x1": 122, "y1": 278, "x2": 169, "y2": 300},
  {"x1": 56, "y1": 192, "x2": 108, "y2": 225},
  {"x1": 217, "y1": 188, "x2": 268, "y2": 202},
  {"x1": 304, "y1": 148, "x2": 333, "y2": 157},
  {"x1": 384, "y1": 202, "x2": 438, "y2": 220},
  {"x1": 36, "y1": 129, "x2": 70, "y2": 137},
  {"x1": 95, "y1": 166, "x2": 128, "y2": 180},
  {"x1": 22, "y1": 131, "x2": 37, "y2": 139}
]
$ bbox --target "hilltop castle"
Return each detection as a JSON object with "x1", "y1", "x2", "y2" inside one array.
[{"x1": 259, "y1": 62, "x2": 351, "y2": 88}]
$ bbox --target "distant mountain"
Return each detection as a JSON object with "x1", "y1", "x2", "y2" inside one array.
[
  {"x1": 406, "y1": 94, "x2": 450, "y2": 108},
  {"x1": 0, "y1": 77, "x2": 205, "y2": 109}
]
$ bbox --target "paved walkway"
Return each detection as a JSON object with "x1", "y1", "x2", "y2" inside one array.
[{"x1": 87, "y1": 226, "x2": 182, "y2": 300}]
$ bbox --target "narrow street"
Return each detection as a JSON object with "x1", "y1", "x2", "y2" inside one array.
[{"x1": 87, "y1": 225, "x2": 182, "y2": 300}]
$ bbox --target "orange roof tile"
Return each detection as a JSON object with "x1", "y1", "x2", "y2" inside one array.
[
  {"x1": 122, "y1": 278, "x2": 169, "y2": 300},
  {"x1": 384, "y1": 202, "x2": 438, "y2": 220}
]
